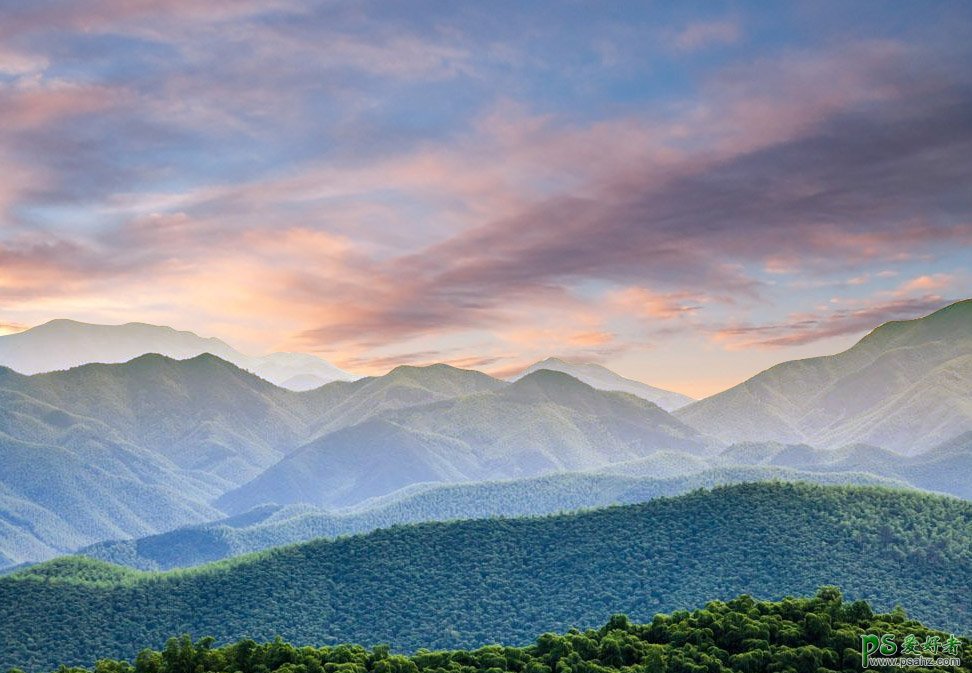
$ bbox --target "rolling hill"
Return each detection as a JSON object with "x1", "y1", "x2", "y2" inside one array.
[
  {"x1": 0, "y1": 319, "x2": 353, "y2": 389},
  {"x1": 677, "y1": 299, "x2": 972, "y2": 452},
  {"x1": 80, "y1": 467, "x2": 905, "y2": 571},
  {"x1": 510, "y1": 357, "x2": 694, "y2": 410},
  {"x1": 218, "y1": 370, "x2": 713, "y2": 511},
  {"x1": 2, "y1": 483, "x2": 970, "y2": 671}
]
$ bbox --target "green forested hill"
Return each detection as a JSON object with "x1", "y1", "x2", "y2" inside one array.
[
  {"x1": 23, "y1": 590, "x2": 972, "y2": 673},
  {"x1": 80, "y1": 467, "x2": 904, "y2": 571},
  {"x1": 2, "y1": 483, "x2": 970, "y2": 672}
]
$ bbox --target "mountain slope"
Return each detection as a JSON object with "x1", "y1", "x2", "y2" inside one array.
[
  {"x1": 82, "y1": 467, "x2": 905, "y2": 571},
  {"x1": 0, "y1": 359, "x2": 530, "y2": 568},
  {"x1": 0, "y1": 319, "x2": 353, "y2": 389},
  {"x1": 0, "y1": 355, "x2": 327, "y2": 567},
  {"x1": 0, "y1": 429, "x2": 220, "y2": 567},
  {"x1": 2, "y1": 483, "x2": 970, "y2": 671},
  {"x1": 2, "y1": 354, "x2": 324, "y2": 485},
  {"x1": 218, "y1": 370, "x2": 713, "y2": 511},
  {"x1": 677, "y1": 299, "x2": 972, "y2": 452},
  {"x1": 306, "y1": 363, "x2": 508, "y2": 438},
  {"x1": 512, "y1": 357, "x2": 694, "y2": 410}
]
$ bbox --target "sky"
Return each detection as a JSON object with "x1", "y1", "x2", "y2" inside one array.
[{"x1": 0, "y1": 1, "x2": 970, "y2": 398}]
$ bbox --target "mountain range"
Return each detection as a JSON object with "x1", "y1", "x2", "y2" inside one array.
[
  {"x1": 80, "y1": 467, "x2": 906, "y2": 571},
  {"x1": 0, "y1": 319, "x2": 353, "y2": 390},
  {"x1": 76, "y1": 433, "x2": 972, "y2": 572},
  {"x1": 713, "y1": 433, "x2": 972, "y2": 499},
  {"x1": 0, "y1": 357, "x2": 707, "y2": 567},
  {"x1": 217, "y1": 369, "x2": 712, "y2": 512},
  {"x1": 1, "y1": 299, "x2": 970, "y2": 571}
]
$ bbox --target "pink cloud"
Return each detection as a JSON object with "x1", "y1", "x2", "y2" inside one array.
[
  {"x1": 608, "y1": 288, "x2": 705, "y2": 320},
  {"x1": 0, "y1": 80, "x2": 122, "y2": 131},
  {"x1": 1, "y1": 26, "x2": 970, "y2": 378}
]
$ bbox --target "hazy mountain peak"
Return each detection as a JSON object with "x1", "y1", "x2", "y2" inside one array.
[
  {"x1": 511, "y1": 368, "x2": 596, "y2": 392},
  {"x1": 382, "y1": 363, "x2": 503, "y2": 387},
  {"x1": 0, "y1": 318, "x2": 353, "y2": 389},
  {"x1": 504, "y1": 369, "x2": 615, "y2": 409},
  {"x1": 534, "y1": 356, "x2": 571, "y2": 367},
  {"x1": 511, "y1": 357, "x2": 694, "y2": 411},
  {"x1": 388, "y1": 362, "x2": 464, "y2": 375}
]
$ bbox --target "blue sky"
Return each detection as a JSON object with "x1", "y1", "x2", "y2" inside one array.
[{"x1": 0, "y1": 0, "x2": 970, "y2": 396}]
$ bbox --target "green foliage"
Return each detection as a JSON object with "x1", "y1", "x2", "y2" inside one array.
[
  {"x1": 1, "y1": 484, "x2": 970, "y2": 672},
  {"x1": 21, "y1": 590, "x2": 972, "y2": 673}
]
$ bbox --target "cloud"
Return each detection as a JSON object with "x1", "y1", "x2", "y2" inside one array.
[
  {"x1": 607, "y1": 288, "x2": 705, "y2": 320},
  {"x1": 896, "y1": 273, "x2": 954, "y2": 293},
  {"x1": 337, "y1": 350, "x2": 508, "y2": 374},
  {"x1": 291, "y1": 48, "x2": 972, "y2": 351},
  {"x1": 1, "y1": 4, "x2": 971, "y2": 378},
  {"x1": 710, "y1": 295, "x2": 953, "y2": 349},
  {"x1": 0, "y1": 46, "x2": 47, "y2": 76},
  {"x1": 0, "y1": 322, "x2": 27, "y2": 336},
  {"x1": 15, "y1": 37, "x2": 962, "y2": 370}
]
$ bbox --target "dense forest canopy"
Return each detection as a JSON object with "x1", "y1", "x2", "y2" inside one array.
[
  {"x1": 14, "y1": 589, "x2": 970, "y2": 673},
  {"x1": 2, "y1": 484, "x2": 970, "y2": 672}
]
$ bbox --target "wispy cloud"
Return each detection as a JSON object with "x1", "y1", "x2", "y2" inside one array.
[
  {"x1": 1, "y1": 2, "x2": 970, "y2": 391},
  {"x1": 711, "y1": 295, "x2": 955, "y2": 349}
]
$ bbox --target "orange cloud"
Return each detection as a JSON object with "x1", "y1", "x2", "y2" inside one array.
[
  {"x1": 608, "y1": 288, "x2": 704, "y2": 320},
  {"x1": 896, "y1": 273, "x2": 954, "y2": 294}
]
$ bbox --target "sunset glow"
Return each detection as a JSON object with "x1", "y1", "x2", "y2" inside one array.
[{"x1": 1, "y1": 1, "x2": 970, "y2": 396}]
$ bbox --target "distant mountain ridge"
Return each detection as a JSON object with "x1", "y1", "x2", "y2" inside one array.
[
  {"x1": 511, "y1": 357, "x2": 694, "y2": 410},
  {"x1": 677, "y1": 299, "x2": 972, "y2": 453},
  {"x1": 2, "y1": 299, "x2": 971, "y2": 572},
  {"x1": 714, "y1": 433, "x2": 972, "y2": 499},
  {"x1": 0, "y1": 356, "x2": 516, "y2": 567},
  {"x1": 0, "y1": 319, "x2": 354, "y2": 390},
  {"x1": 217, "y1": 369, "x2": 713, "y2": 512},
  {"x1": 76, "y1": 431, "x2": 972, "y2": 572},
  {"x1": 0, "y1": 356, "x2": 713, "y2": 567}
]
